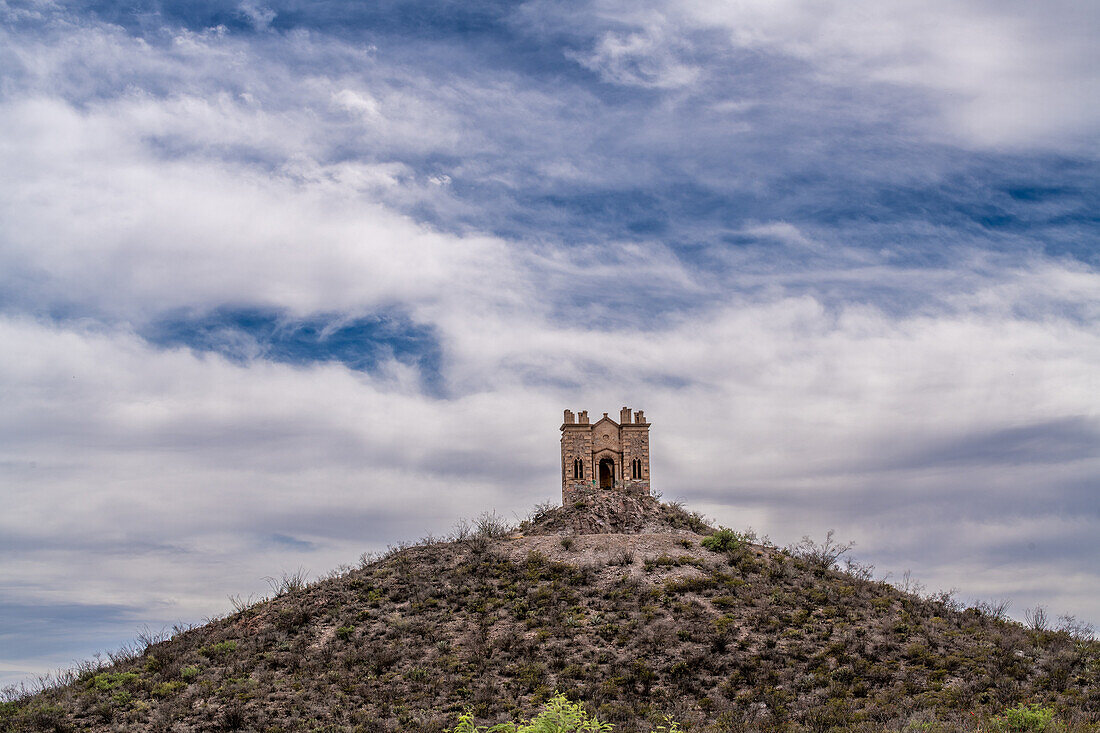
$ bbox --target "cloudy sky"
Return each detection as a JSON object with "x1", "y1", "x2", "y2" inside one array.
[{"x1": 2, "y1": 0, "x2": 1099, "y2": 687}]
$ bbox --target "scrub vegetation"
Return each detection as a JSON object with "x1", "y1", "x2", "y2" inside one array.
[{"x1": 2, "y1": 496, "x2": 1098, "y2": 732}]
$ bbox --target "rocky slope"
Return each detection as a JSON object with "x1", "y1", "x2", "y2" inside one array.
[
  {"x1": 519, "y1": 490, "x2": 711, "y2": 536},
  {"x1": 3, "y1": 494, "x2": 1098, "y2": 732}
]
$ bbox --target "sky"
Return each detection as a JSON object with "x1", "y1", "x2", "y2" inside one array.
[{"x1": 1, "y1": 0, "x2": 1099, "y2": 688}]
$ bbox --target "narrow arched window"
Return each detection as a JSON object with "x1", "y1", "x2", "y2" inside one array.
[
  {"x1": 573, "y1": 457, "x2": 583, "y2": 479},
  {"x1": 631, "y1": 458, "x2": 642, "y2": 479}
]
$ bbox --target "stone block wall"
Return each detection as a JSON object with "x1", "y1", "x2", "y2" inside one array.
[{"x1": 561, "y1": 407, "x2": 650, "y2": 505}]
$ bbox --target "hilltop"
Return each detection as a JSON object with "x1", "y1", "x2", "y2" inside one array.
[{"x1": 3, "y1": 493, "x2": 1098, "y2": 732}]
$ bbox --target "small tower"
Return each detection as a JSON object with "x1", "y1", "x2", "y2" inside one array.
[{"x1": 561, "y1": 407, "x2": 651, "y2": 505}]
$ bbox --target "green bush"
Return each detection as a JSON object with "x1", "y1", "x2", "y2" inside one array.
[
  {"x1": 701, "y1": 528, "x2": 748, "y2": 554},
  {"x1": 990, "y1": 703, "x2": 1055, "y2": 732},
  {"x1": 449, "y1": 693, "x2": 612, "y2": 732},
  {"x1": 88, "y1": 672, "x2": 139, "y2": 691},
  {"x1": 152, "y1": 681, "x2": 185, "y2": 698},
  {"x1": 198, "y1": 640, "x2": 237, "y2": 657},
  {"x1": 16, "y1": 704, "x2": 67, "y2": 731}
]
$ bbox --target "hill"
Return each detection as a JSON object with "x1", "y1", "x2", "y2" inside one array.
[{"x1": 3, "y1": 492, "x2": 1098, "y2": 732}]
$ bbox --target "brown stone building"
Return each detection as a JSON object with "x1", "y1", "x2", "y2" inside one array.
[{"x1": 561, "y1": 407, "x2": 651, "y2": 504}]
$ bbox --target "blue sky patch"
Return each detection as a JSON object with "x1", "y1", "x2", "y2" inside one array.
[
  {"x1": 0, "y1": 600, "x2": 143, "y2": 660},
  {"x1": 143, "y1": 307, "x2": 443, "y2": 391},
  {"x1": 268, "y1": 533, "x2": 317, "y2": 551}
]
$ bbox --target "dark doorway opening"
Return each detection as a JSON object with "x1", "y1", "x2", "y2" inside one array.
[{"x1": 598, "y1": 458, "x2": 615, "y2": 489}]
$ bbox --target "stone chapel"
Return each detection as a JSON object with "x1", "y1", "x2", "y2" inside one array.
[{"x1": 560, "y1": 407, "x2": 651, "y2": 504}]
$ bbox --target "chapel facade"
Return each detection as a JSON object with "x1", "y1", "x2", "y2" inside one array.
[{"x1": 561, "y1": 406, "x2": 651, "y2": 504}]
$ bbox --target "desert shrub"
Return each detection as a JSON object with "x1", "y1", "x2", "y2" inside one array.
[
  {"x1": 665, "y1": 576, "x2": 718, "y2": 595},
  {"x1": 263, "y1": 568, "x2": 308, "y2": 596},
  {"x1": 643, "y1": 555, "x2": 700, "y2": 571},
  {"x1": 226, "y1": 593, "x2": 262, "y2": 615},
  {"x1": 608, "y1": 550, "x2": 634, "y2": 567},
  {"x1": 274, "y1": 606, "x2": 312, "y2": 632},
  {"x1": 475, "y1": 512, "x2": 513, "y2": 539},
  {"x1": 460, "y1": 512, "x2": 514, "y2": 554},
  {"x1": 221, "y1": 702, "x2": 247, "y2": 730},
  {"x1": 712, "y1": 595, "x2": 737, "y2": 610},
  {"x1": 198, "y1": 641, "x2": 237, "y2": 658},
  {"x1": 662, "y1": 502, "x2": 711, "y2": 533},
  {"x1": 151, "y1": 681, "x2": 185, "y2": 698},
  {"x1": 14, "y1": 703, "x2": 68, "y2": 733},
  {"x1": 970, "y1": 598, "x2": 1012, "y2": 622},
  {"x1": 924, "y1": 588, "x2": 962, "y2": 613},
  {"x1": 449, "y1": 693, "x2": 612, "y2": 732},
  {"x1": 1055, "y1": 614, "x2": 1095, "y2": 642},
  {"x1": 990, "y1": 702, "x2": 1055, "y2": 731},
  {"x1": 523, "y1": 501, "x2": 557, "y2": 528},
  {"x1": 179, "y1": 665, "x2": 200, "y2": 681},
  {"x1": 88, "y1": 672, "x2": 138, "y2": 692},
  {"x1": 701, "y1": 528, "x2": 748, "y2": 554},
  {"x1": 788, "y1": 530, "x2": 854, "y2": 570},
  {"x1": 1026, "y1": 606, "x2": 1050, "y2": 632},
  {"x1": 842, "y1": 557, "x2": 876, "y2": 582},
  {"x1": 560, "y1": 537, "x2": 576, "y2": 551}
]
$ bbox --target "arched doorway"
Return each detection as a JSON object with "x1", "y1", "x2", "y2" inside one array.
[{"x1": 598, "y1": 458, "x2": 615, "y2": 489}]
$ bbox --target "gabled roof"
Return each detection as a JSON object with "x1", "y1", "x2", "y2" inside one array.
[{"x1": 592, "y1": 414, "x2": 619, "y2": 429}]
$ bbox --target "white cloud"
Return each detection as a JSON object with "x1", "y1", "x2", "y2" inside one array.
[
  {"x1": 571, "y1": 24, "x2": 700, "y2": 89},
  {"x1": 0, "y1": 95, "x2": 522, "y2": 319},
  {"x1": 238, "y1": 0, "x2": 276, "y2": 31},
  {"x1": 524, "y1": 0, "x2": 1100, "y2": 149},
  {"x1": 676, "y1": 0, "x2": 1100, "y2": 149},
  {"x1": 740, "y1": 221, "x2": 819, "y2": 249},
  {"x1": 331, "y1": 88, "x2": 382, "y2": 121}
]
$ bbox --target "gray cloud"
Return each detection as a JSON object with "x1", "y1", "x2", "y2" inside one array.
[{"x1": 875, "y1": 416, "x2": 1100, "y2": 471}]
